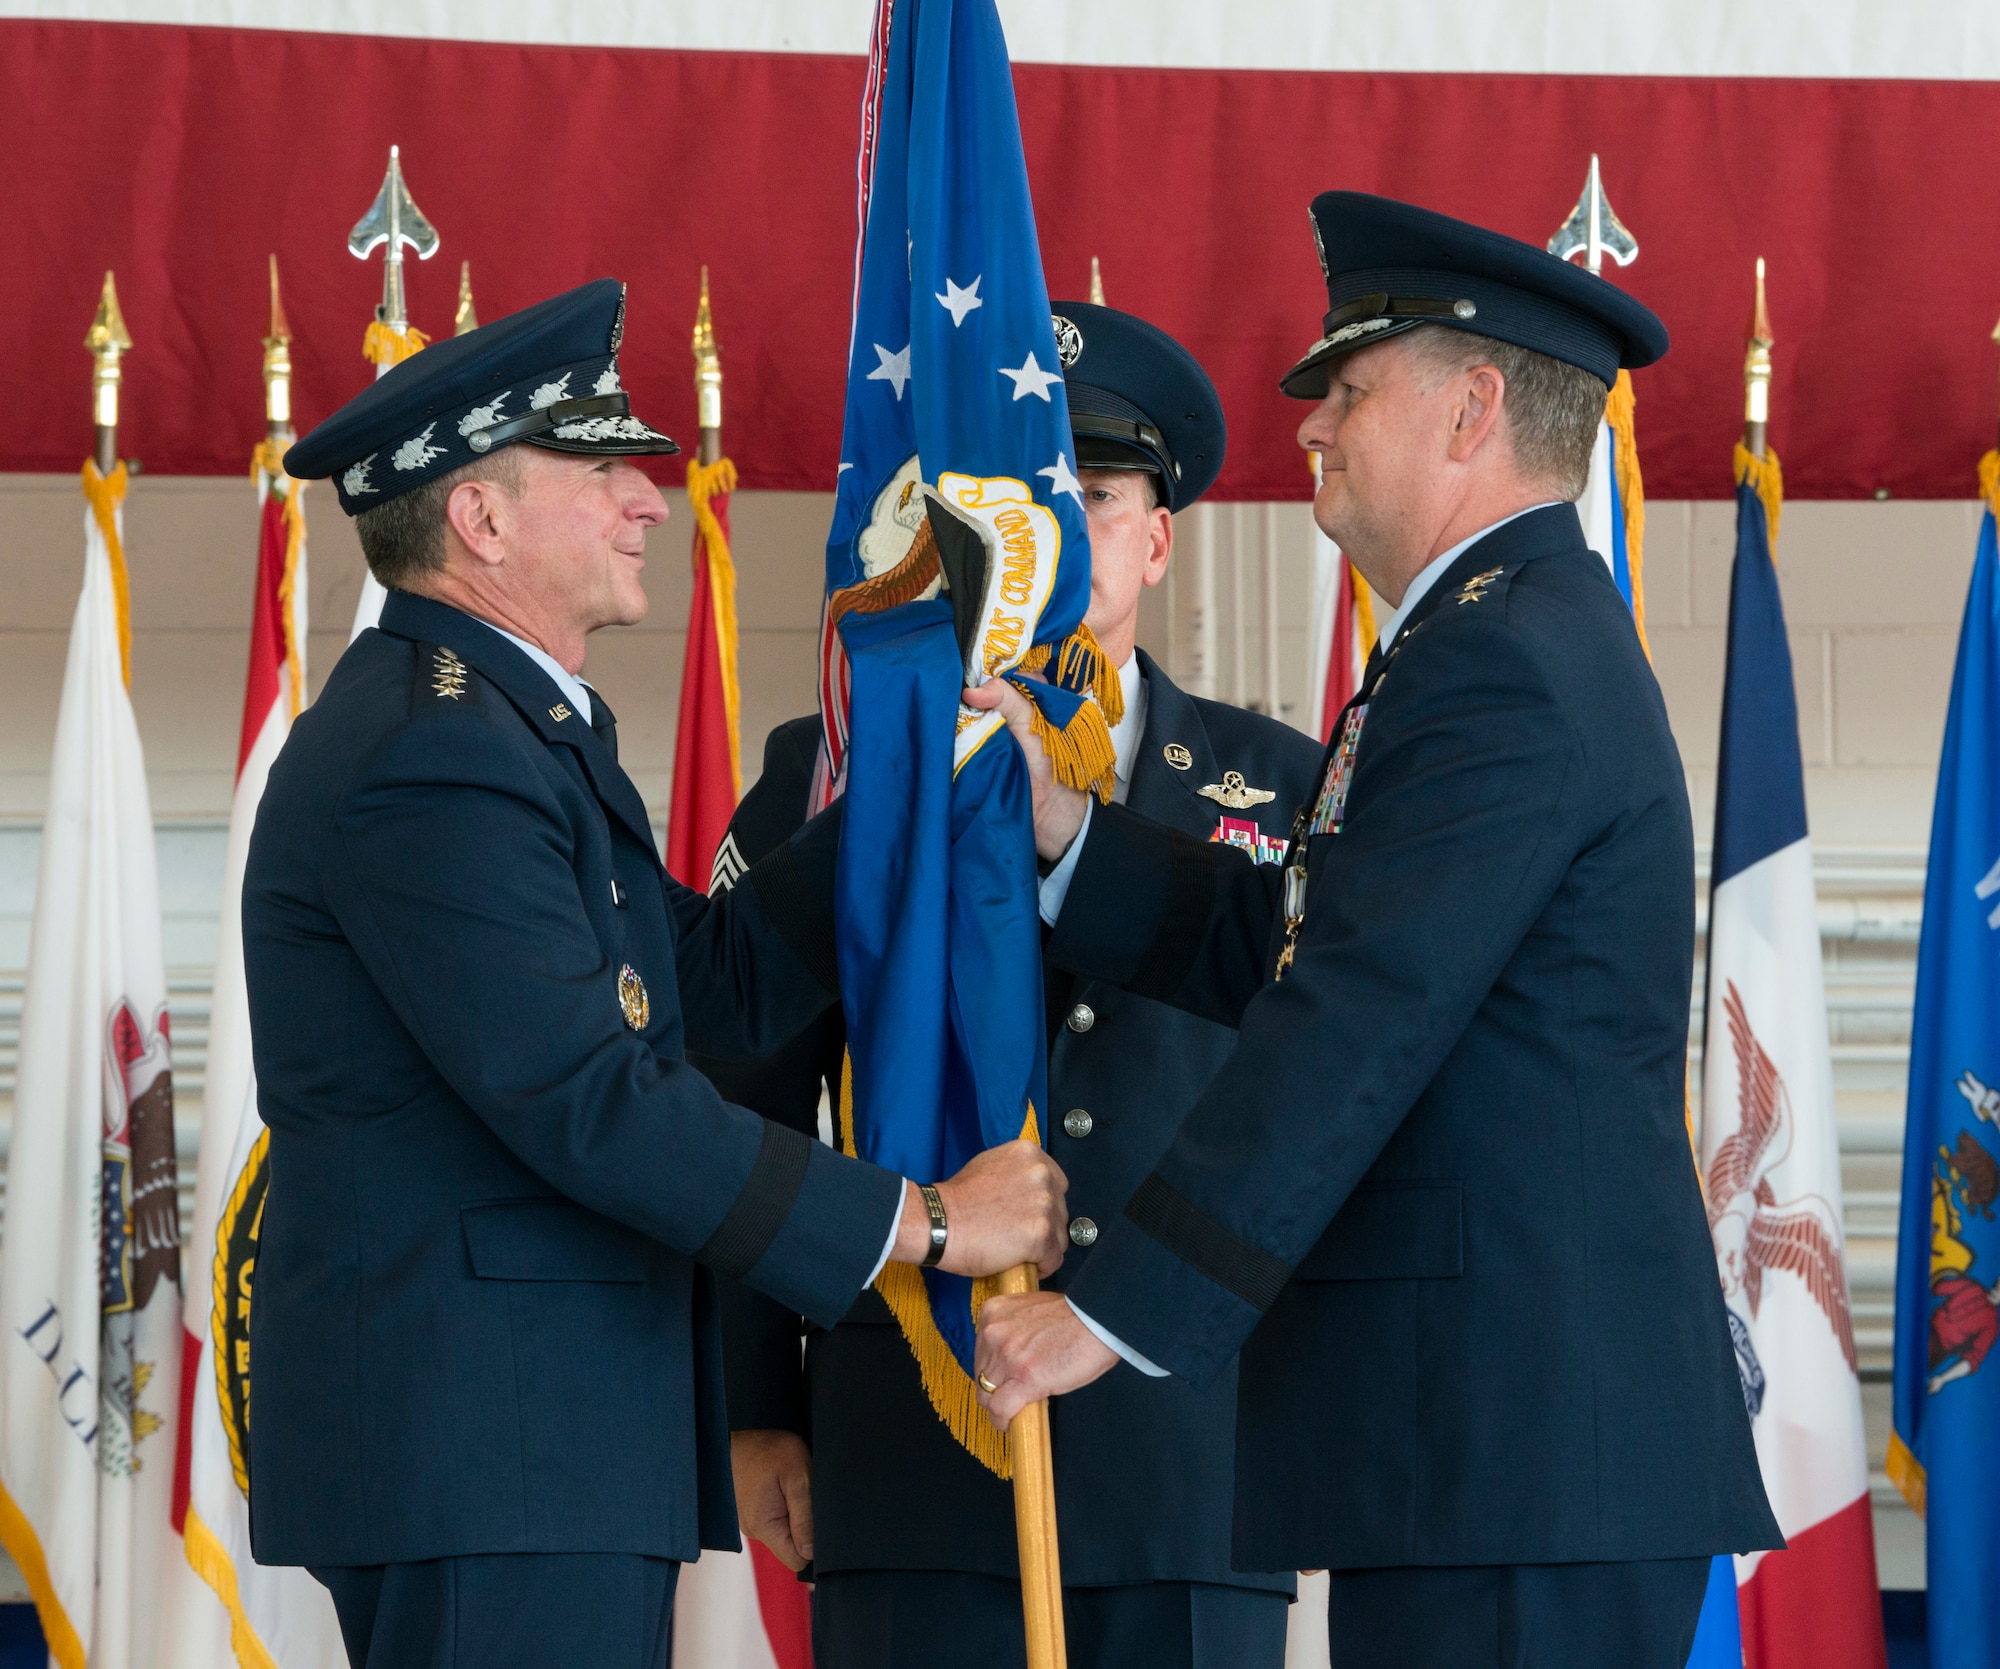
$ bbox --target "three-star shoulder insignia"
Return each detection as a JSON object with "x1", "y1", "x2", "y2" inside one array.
[
  {"x1": 1454, "y1": 567, "x2": 1505, "y2": 605},
  {"x1": 1198, "y1": 770, "x2": 1276, "y2": 810},
  {"x1": 431, "y1": 647, "x2": 469, "y2": 700}
]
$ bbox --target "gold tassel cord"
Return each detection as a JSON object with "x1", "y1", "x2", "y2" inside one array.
[
  {"x1": 81, "y1": 460, "x2": 132, "y2": 689},
  {"x1": 0, "y1": 1479, "x2": 84, "y2": 1669},
  {"x1": 686, "y1": 456, "x2": 745, "y2": 798},
  {"x1": 1023, "y1": 690, "x2": 1118, "y2": 803},
  {"x1": 361, "y1": 319, "x2": 429, "y2": 370},
  {"x1": 1019, "y1": 623, "x2": 1125, "y2": 728},
  {"x1": 837, "y1": 1055, "x2": 1028, "y2": 1478},
  {"x1": 251, "y1": 441, "x2": 309, "y2": 718},
  {"x1": 183, "y1": 1509, "x2": 283, "y2": 1669},
  {"x1": 1606, "y1": 369, "x2": 1652, "y2": 662},
  {"x1": 1979, "y1": 449, "x2": 2000, "y2": 522},
  {"x1": 1734, "y1": 443, "x2": 1784, "y2": 551}
]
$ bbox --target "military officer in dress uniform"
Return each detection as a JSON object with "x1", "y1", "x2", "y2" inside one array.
[
  {"x1": 701, "y1": 305, "x2": 1322, "y2": 1669},
  {"x1": 971, "y1": 197, "x2": 1783, "y2": 1667},
  {"x1": 245, "y1": 279, "x2": 1068, "y2": 1669}
]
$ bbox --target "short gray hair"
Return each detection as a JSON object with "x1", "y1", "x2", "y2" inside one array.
[
  {"x1": 1403, "y1": 325, "x2": 1608, "y2": 501},
  {"x1": 353, "y1": 448, "x2": 524, "y2": 591}
]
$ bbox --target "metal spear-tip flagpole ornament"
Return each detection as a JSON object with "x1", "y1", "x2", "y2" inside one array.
[
  {"x1": 351, "y1": 144, "x2": 441, "y2": 373},
  {"x1": 692, "y1": 265, "x2": 723, "y2": 466},
  {"x1": 454, "y1": 261, "x2": 479, "y2": 336},
  {"x1": 264, "y1": 254, "x2": 295, "y2": 442},
  {"x1": 1744, "y1": 257, "x2": 1775, "y2": 459},
  {"x1": 1547, "y1": 152, "x2": 1638, "y2": 278},
  {"x1": 86, "y1": 270, "x2": 133, "y2": 476}
]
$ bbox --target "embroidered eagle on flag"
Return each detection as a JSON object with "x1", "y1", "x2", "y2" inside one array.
[{"x1": 1707, "y1": 980, "x2": 1858, "y2": 1372}]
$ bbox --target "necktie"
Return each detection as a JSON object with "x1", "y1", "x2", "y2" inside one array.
[{"x1": 586, "y1": 688, "x2": 618, "y2": 763}]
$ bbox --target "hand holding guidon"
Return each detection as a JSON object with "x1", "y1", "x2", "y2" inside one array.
[{"x1": 893, "y1": 1138, "x2": 1071, "y2": 1280}]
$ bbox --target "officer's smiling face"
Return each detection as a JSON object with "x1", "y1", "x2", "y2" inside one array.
[
  {"x1": 438, "y1": 445, "x2": 668, "y2": 671},
  {"x1": 1078, "y1": 467, "x2": 1172, "y2": 669}
]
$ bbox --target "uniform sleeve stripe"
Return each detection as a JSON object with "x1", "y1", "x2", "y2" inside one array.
[
  {"x1": 746, "y1": 839, "x2": 841, "y2": 994},
  {"x1": 699, "y1": 1119, "x2": 814, "y2": 1281},
  {"x1": 1123, "y1": 1172, "x2": 1291, "y2": 1312},
  {"x1": 1126, "y1": 829, "x2": 1218, "y2": 1002}
]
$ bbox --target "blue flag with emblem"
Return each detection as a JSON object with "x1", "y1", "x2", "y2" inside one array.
[
  {"x1": 821, "y1": 0, "x2": 1114, "y2": 1476},
  {"x1": 1889, "y1": 455, "x2": 2000, "y2": 1665}
]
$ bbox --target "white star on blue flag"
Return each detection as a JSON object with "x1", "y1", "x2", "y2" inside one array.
[
  {"x1": 1038, "y1": 451, "x2": 1084, "y2": 504},
  {"x1": 999, "y1": 350, "x2": 1063, "y2": 402},
  {"x1": 936, "y1": 276, "x2": 984, "y2": 327},
  {"x1": 867, "y1": 342, "x2": 913, "y2": 400}
]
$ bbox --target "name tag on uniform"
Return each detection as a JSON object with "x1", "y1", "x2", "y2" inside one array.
[
  {"x1": 1210, "y1": 815, "x2": 1287, "y2": 865},
  {"x1": 1309, "y1": 701, "x2": 1369, "y2": 836}
]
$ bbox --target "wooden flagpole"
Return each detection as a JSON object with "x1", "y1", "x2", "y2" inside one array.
[{"x1": 998, "y1": 1262, "x2": 1066, "y2": 1669}]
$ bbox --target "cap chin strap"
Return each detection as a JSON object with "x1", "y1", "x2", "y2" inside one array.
[
  {"x1": 1069, "y1": 410, "x2": 1181, "y2": 486},
  {"x1": 465, "y1": 391, "x2": 631, "y2": 453}
]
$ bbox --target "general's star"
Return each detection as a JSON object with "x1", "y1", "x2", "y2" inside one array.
[
  {"x1": 1038, "y1": 451, "x2": 1084, "y2": 505},
  {"x1": 999, "y1": 350, "x2": 1063, "y2": 402},
  {"x1": 867, "y1": 342, "x2": 913, "y2": 401},
  {"x1": 936, "y1": 275, "x2": 983, "y2": 327}
]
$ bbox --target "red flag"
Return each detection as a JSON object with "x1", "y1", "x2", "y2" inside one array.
[{"x1": 667, "y1": 457, "x2": 743, "y2": 888}]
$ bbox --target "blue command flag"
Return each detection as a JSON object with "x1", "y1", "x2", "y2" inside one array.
[
  {"x1": 1890, "y1": 458, "x2": 2000, "y2": 1665},
  {"x1": 820, "y1": 0, "x2": 1112, "y2": 1475}
]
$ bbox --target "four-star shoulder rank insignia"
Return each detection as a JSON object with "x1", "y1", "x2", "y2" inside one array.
[
  {"x1": 1197, "y1": 770, "x2": 1276, "y2": 810},
  {"x1": 1454, "y1": 567, "x2": 1505, "y2": 605},
  {"x1": 617, "y1": 964, "x2": 649, "y2": 1031},
  {"x1": 431, "y1": 646, "x2": 468, "y2": 700}
]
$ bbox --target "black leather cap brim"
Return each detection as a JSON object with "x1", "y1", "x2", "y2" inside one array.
[{"x1": 1279, "y1": 317, "x2": 1428, "y2": 400}]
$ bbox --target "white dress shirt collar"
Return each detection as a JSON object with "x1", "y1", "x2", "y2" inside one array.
[
  {"x1": 1374, "y1": 503, "x2": 1558, "y2": 652},
  {"x1": 473, "y1": 618, "x2": 594, "y2": 726},
  {"x1": 1106, "y1": 652, "x2": 1149, "y2": 805}
]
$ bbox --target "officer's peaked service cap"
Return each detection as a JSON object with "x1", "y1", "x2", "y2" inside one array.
[
  {"x1": 1048, "y1": 301, "x2": 1225, "y2": 512},
  {"x1": 1282, "y1": 192, "x2": 1670, "y2": 400},
  {"x1": 288, "y1": 278, "x2": 680, "y2": 516}
]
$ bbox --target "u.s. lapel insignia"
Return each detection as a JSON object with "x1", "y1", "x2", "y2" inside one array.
[
  {"x1": 1454, "y1": 567, "x2": 1505, "y2": 605},
  {"x1": 1163, "y1": 743, "x2": 1194, "y2": 771},
  {"x1": 1197, "y1": 770, "x2": 1276, "y2": 810},
  {"x1": 431, "y1": 647, "x2": 468, "y2": 700},
  {"x1": 549, "y1": 702, "x2": 573, "y2": 723},
  {"x1": 617, "y1": 964, "x2": 650, "y2": 1031}
]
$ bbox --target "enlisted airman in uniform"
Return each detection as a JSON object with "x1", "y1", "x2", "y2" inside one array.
[
  {"x1": 972, "y1": 197, "x2": 1783, "y2": 1667},
  {"x1": 702, "y1": 306, "x2": 1323, "y2": 1669},
  {"x1": 246, "y1": 279, "x2": 1067, "y2": 1669}
]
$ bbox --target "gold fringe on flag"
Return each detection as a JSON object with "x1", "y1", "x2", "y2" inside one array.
[
  {"x1": 1979, "y1": 449, "x2": 2000, "y2": 521},
  {"x1": 686, "y1": 455, "x2": 745, "y2": 798},
  {"x1": 81, "y1": 459, "x2": 131, "y2": 689},
  {"x1": 1351, "y1": 563, "x2": 1377, "y2": 652},
  {"x1": 183, "y1": 1507, "x2": 282, "y2": 1669},
  {"x1": 1733, "y1": 442, "x2": 1784, "y2": 549},
  {"x1": 1019, "y1": 620, "x2": 1125, "y2": 728},
  {"x1": 1025, "y1": 694, "x2": 1118, "y2": 803},
  {"x1": 361, "y1": 319, "x2": 429, "y2": 370},
  {"x1": 1886, "y1": 1427, "x2": 1926, "y2": 1518},
  {"x1": 0, "y1": 1476, "x2": 84, "y2": 1669},
  {"x1": 837, "y1": 1054, "x2": 1025, "y2": 1477},
  {"x1": 1606, "y1": 369, "x2": 1652, "y2": 661},
  {"x1": 251, "y1": 440, "x2": 309, "y2": 718}
]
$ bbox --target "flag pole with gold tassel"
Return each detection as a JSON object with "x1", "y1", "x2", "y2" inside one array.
[
  {"x1": 83, "y1": 272, "x2": 134, "y2": 689},
  {"x1": 665, "y1": 269, "x2": 746, "y2": 890},
  {"x1": 253, "y1": 258, "x2": 308, "y2": 718},
  {"x1": 345, "y1": 146, "x2": 441, "y2": 638},
  {"x1": 1737, "y1": 258, "x2": 1782, "y2": 542}
]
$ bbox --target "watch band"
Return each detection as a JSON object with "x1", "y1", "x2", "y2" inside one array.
[{"x1": 919, "y1": 1183, "x2": 949, "y2": 1268}]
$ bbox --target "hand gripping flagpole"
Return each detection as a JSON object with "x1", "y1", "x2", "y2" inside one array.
[{"x1": 997, "y1": 1262, "x2": 1066, "y2": 1669}]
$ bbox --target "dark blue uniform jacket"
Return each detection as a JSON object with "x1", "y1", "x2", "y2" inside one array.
[
  {"x1": 241, "y1": 590, "x2": 902, "y2": 1568},
  {"x1": 1052, "y1": 509, "x2": 1783, "y2": 1573},
  {"x1": 700, "y1": 653, "x2": 1319, "y2": 1591}
]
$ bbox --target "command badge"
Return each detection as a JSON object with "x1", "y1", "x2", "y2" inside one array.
[
  {"x1": 618, "y1": 964, "x2": 649, "y2": 1031},
  {"x1": 1198, "y1": 771, "x2": 1276, "y2": 810}
]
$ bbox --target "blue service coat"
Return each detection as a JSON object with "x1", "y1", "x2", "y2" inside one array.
[
  {"x1": 241, "y1": 590, "x2": 902, "y2": 1568},
  {"x1": 700, "y1": 653, "x2": 1319, "y2": 1591},
  {"x1": 1051, "y1": 507, "x2": 1783, "y2": 1573}
]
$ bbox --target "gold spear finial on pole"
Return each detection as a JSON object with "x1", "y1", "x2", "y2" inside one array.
[
  {"x1": 1548, "y1": 154, "x2": 1639, "y2": 278},
  {"x1": 86, "y1": 271, "x2": 133, "y2": 475},
  {"x1": 454, "y1": 261, "x2": 480, "y2": 336},
  {"x1": 263, "y1": 256, "x2": 295, "y2": 441},
  {"x1": 692, "y1": 266, "x2": 723, "y2": 466},
  {"x1": 1744, "y1": 258, "x2": 1774, "y2": 459},
  {"x1": 1088, "y1": 256, "x2": 1105, "y2": 306}
]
